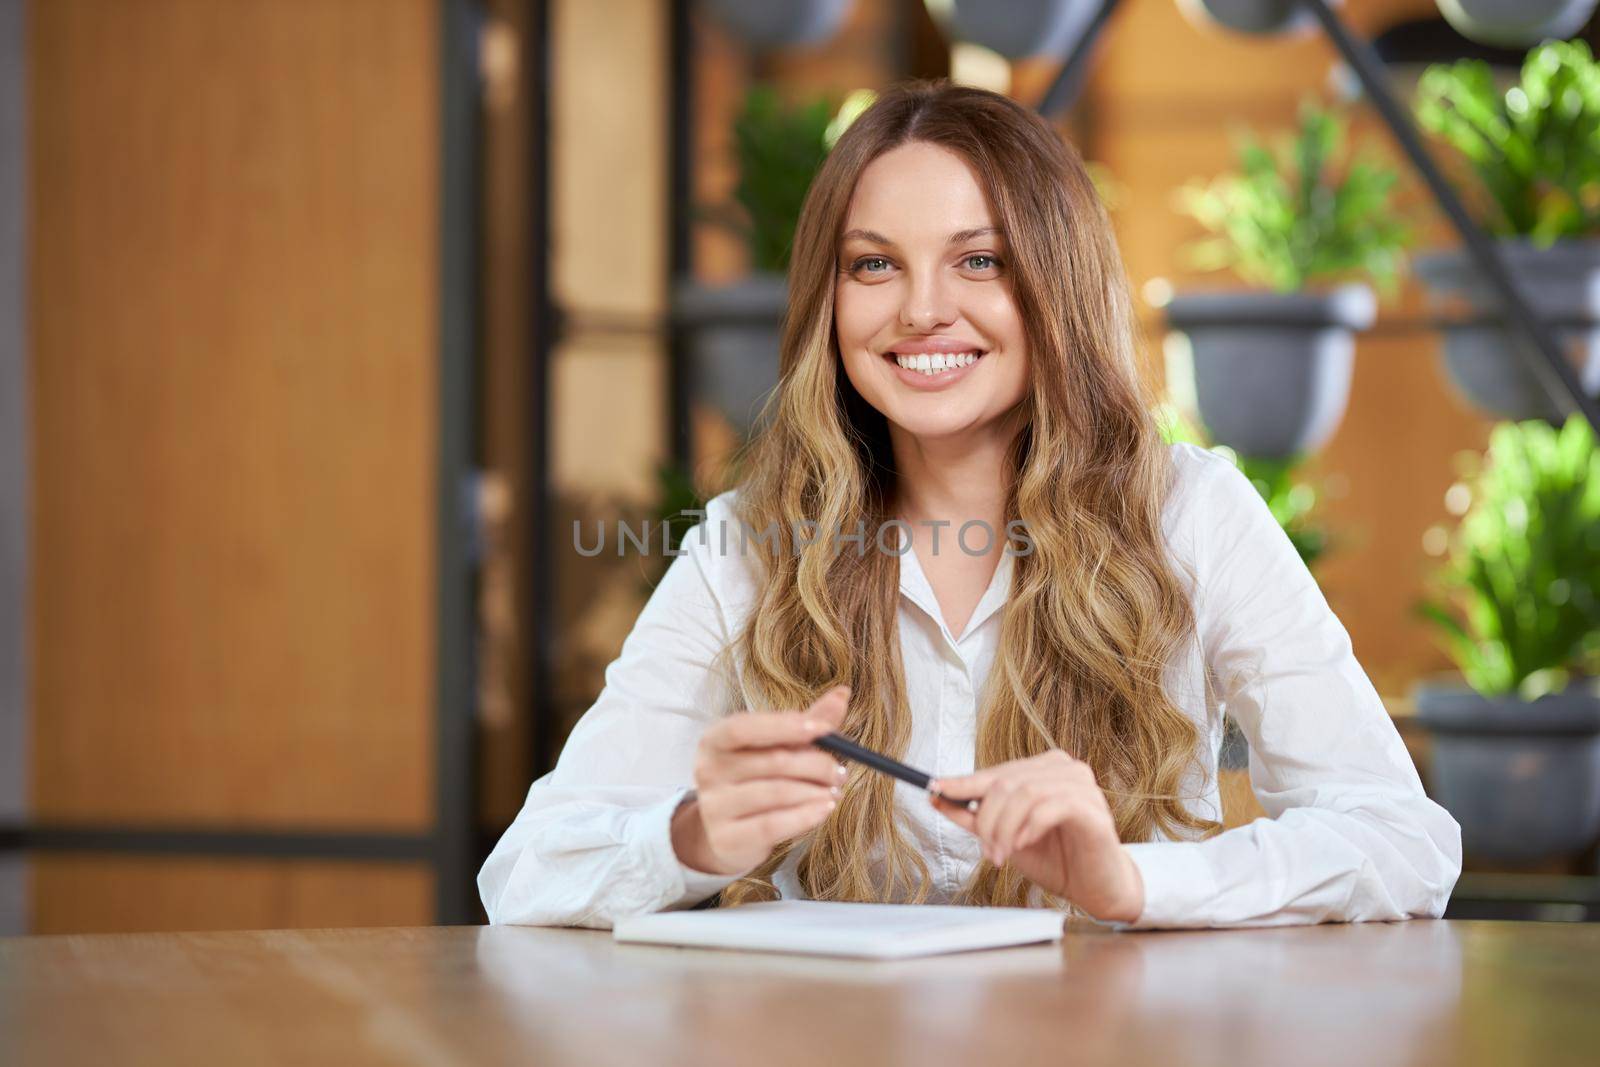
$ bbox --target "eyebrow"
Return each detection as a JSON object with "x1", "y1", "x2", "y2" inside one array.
[{"x1": 839, "y1": 226, "x2": 1003, "y2": 248}]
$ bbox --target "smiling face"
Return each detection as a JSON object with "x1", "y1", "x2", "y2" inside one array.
[{"x1": 834, "y1": 140, "x2": 1030, "y2": 444}]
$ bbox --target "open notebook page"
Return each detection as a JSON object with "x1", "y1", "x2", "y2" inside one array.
[{"x1": 612, "y1": 899, "x2": 1067, "y2": 959}]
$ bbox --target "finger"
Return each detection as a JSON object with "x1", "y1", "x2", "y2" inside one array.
[
  {"x1": 714, "y1": 778, "x2": 837, "y2": 820},
  {"x1": 995, "y1": 778, "x2": 1070, "y2": 864},
  {"x1": 928, "y1": 791, "x2": 979, "y2": 832},
  {"x1": 975, "y1": 778, "x2": 1019, "y2": 860},
  {"x1": 971, "y1": 769, "x2": 1061, "y2": 860},
  {"x1": 718, "y1": 747, "x2": 847, "y2": 789},
  {"x1": 929, "y1": 764, "x2": 1003, "y2": 801},
  {"x1": 712, "y1": 707, "x2": 835, "y2": 751},
  {"x1": 1014, "y1": 798, "x2": 1076, "y2": 853},
  {"x1": 805, "y1": 685, "x2": 851, "y2": 731}
]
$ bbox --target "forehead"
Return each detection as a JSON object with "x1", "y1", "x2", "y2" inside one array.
[{"x1": 842, "y1": 142, "x2": 995, "y2": 236}]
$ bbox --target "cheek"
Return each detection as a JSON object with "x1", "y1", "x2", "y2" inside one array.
[
  {"x1": 978, "y1": 289, "x2": 1025, "y2": 345},
  {"x1": 833, "y1": 289, "x2": 873, "y2": 386},
  {"x1": 833, "y1": 282, "x2": 885, "y2": 348},
  {"x1": 976, "y1": 292, "x2": 1029, "y2": 393}
]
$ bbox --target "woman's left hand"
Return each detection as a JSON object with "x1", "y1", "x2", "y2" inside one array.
[{"x1": 929, "y1": 750, "x2": 1144, "y2": 924}]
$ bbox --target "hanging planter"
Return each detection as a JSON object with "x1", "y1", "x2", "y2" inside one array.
[
  {"x1": 701, "y1": 0, "x2": 855, "y2": 49},
  {"x1": 938, "y1": 0, "x2": 1102, "y2": 60},
  {"x1": 1413, "y1": 41, "x2": 1600, "y2": 422},
  {"x1": 674, "y1": 88, "x2": 870, "y2": 440},
  {"x1": 1166, "y1": 285, "x2": 1373, "y2": 460},
  {"x1": 1413, "y1": 240, "x2": 1600, "y2": 423},
  {"x1": 1175, "y1": 0, "x2": 1343, "y2": 37},
  {"x1": 1414, "y1": 678, "x2": 1600, "y2": 864},
  {"x1": 1165, "y1": 99, "x2": 1410, "y2": 461},
  {"x1": 1412, "y1": 415, "x2": 1600, "y2": 867},
  {"x1": 1434, "y1": 0, "x2": 1598, "y2": 48},
  {"x1": 674, "y1": 273, "x2": 787, "y2": 440}
]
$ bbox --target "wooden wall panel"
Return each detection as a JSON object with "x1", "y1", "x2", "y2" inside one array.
[
  {"x1": 541, "y1": 0, "x2": 673, "y2": 741},
  {"x1": 29, "y1": 0, "x2": 438, "y2": 830},
  {"x1": 29, "y1": 856, "x2": 433, "y2": 933},
  {"x1": 551, "y1": 0, "x2": 666, "y2": 321}
]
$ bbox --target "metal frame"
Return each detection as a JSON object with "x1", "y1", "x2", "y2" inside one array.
[
  {"x1": 666, "y1": 0, "x2": 696, "y2": 475},
  {"x1": 0, "y1": 0, "x2": 487, "y2": 928},
  {"x1": 526, "y1": 0, "x2": 558, "y2": 791},
  {"x1": 0, "y1": 826, "x2": 437, "y2": 862},
  {"x1": 435, "y1": 0, "x2": 482, "y2": 926},
  {"x1": 1034, "y1": 0, "x2": 1600, "y2": 434}
]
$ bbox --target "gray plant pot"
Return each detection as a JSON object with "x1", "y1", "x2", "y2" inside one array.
[
  {"x1": 947, "y1": 0, "x2": 1100, "y2": 60},
  {"x1": 701, "y1": 0, "x2": 854, "y2": 48},
  {"x1": 673, "y1": 272, "x2": 788, "y2": 440},
  {"x1": 1414, "y1": 676, "x2": 1600, "y2": 866},
  {"x1": 1175, "y1": 0, "x2": 1340, "y2": 36},
  {"x1": 1413, "y1": 240, "x2": 1600, "y2": 424},
  {"x1": 1164, "y1": 284, "x2": 1373, "y2": 461},
  {"x1": 1435, "y1": 0, "x2": 1597, "y2": 47}
]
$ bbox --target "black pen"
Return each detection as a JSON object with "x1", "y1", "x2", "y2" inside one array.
[{"x1": 812, "y1": 732, "x2": 981, "y2": 814}]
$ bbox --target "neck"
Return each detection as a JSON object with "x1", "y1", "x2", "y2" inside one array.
[{"x1": 888, "y1": 408, "x2": 1025, "y2": 536}]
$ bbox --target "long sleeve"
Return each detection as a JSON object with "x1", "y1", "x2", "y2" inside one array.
[
  {"x1": 477, "y1": 510, "x2": 747, "y2": 929},
  {"x1": 1122, "y1": 452, "x2": 1462, "y2": 928}
]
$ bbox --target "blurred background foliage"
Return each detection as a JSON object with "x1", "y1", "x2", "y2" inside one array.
[
  {"x1": 1156, "y1": 401, "x2": 1332, "y2": 571},
  {"x1": 1416, "y1": 39, "x2": 1600, "y2": 242},
  {"x1": 1175, "y1": 98, "x2": 1413, "y2": 293},
  {"x1": 1416, "y1": 414, "x2": 1600, "y2": 699}
]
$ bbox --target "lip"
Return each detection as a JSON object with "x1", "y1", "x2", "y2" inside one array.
[
  {"x1": 884, "y1": 349, "x2": 987, "y2": 390},
  {"x1": 886, "y1": 337, "x2": 988, "y2": 356}
]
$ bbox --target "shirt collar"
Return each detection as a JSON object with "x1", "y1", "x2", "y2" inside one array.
[{"x1": 895, "y1": 523, "x2": 1015, "y2": 645}]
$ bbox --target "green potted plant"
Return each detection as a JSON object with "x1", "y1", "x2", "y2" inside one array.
[
  {"x1": 1154, "y1": 401, "x2": 1333, "y2": 570},
  {"x1": 1412, "y1": 39, "x2": 1600, "y2": 423},
  {"x1": 1413, "y1": 414, "x2": 1600, "y2": 866},
  {"x1": 1164, "y1": 98, "x2": 1411, "y2": 461},
  {"x1": 674, "y1": 86, "x2": 872, "y2": 440}
]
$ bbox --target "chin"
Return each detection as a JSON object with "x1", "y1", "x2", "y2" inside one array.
[{"x1": 885, "y1": 406, "x2": 990, "y2": 440}]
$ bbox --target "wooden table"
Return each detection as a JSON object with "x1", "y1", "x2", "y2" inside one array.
[{"x1": 3, "y1": 919, "x2": 1597, "y2": 1066}]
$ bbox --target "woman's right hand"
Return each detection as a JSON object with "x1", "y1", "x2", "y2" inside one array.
[{"x1": 670, "y1": 685, "x2": 851, "y2": 877}]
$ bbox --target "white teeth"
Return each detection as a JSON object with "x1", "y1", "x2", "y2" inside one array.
[{"x1": 893, "y1": 350, "x2": 983, "y2": 374}]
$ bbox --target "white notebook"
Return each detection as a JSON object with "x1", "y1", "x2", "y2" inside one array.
[{"x1": 611, "y1": 899, "x2": 1066, "y2": 960}]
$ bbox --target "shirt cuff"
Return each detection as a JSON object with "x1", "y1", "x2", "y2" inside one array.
[
  {"x1": 1112, "y1": 841, "x2": 1220, "y2": 930},
  {"x1": 638, "y1": 785, "x2": 743, "y2": 910}
]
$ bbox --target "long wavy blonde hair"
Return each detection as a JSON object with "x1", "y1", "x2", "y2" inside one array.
[{"x1": 708, "y1": 79, "x2": 1220, "y2": 909}]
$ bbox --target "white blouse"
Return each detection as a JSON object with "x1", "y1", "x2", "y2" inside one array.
[{"x1": 478, "y1": 442, "x2": 1462, "y2": 929}]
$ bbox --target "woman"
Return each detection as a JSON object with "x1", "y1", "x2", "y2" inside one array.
[{"x1": 478, "y1": 80, "x2": 1461, "y2": 929}]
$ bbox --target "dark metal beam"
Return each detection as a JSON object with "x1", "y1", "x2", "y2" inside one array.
[
  {"x1": 1297, "y1": 0, "x2": 1600, "y2": 434},
  {"x1": 667, "y1": 0, "x2": 695, "y2": 475},
  {"x1": 1034, "y1": 0, "x2": 1121, "y2": 119},
  {"x1": 526, "y1": 0, "x2": 558, "y2": 790},
  {"x1": 0, "y1": 825, "x2": 436, "y2": 862},
  {"x1": 436, "y1": 0, "x2": 481, "y2": 926}
]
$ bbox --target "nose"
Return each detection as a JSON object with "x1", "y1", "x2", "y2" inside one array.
[{"x1": 899, "y1": 266, "x2": 957, "y2": 332}]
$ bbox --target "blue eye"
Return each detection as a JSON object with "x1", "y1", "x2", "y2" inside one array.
[
  {"x1": 965, "y1": 254, "x2": 999, "y2": 271},
  {"x1": 851, "y1": 256, "x2": 890, "y2": 274}
]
